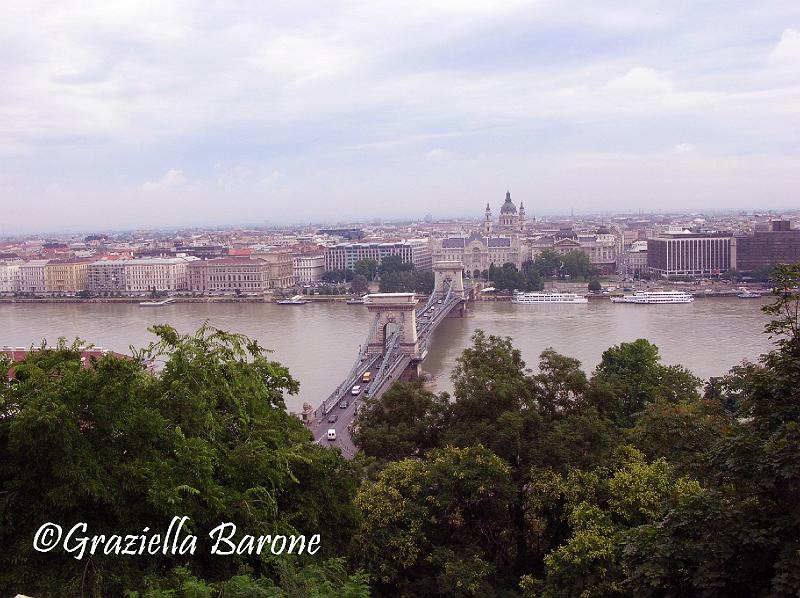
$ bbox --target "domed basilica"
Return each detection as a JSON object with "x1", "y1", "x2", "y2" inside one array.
[{"x1": 431, "y1": 190, "x2": 529, "y2": 277}]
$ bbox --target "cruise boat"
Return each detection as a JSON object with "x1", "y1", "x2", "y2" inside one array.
[
  {"x1": 139, "y1": 298, "x2": 175, "y2": 307},
  {"x1": 611, "y1": 290, "x2": 693, "y2": 304},
  {"x1": 346, "y1": 294, "x2": 368, "y2": 305},
  {"x1": 276, "y1": 294, "x2": 309, "y2": 305},
  {"x1": 512, "y1": 291, "x2": 588, "y2": 304},
  {"x1": 737, "y1": 288, "x2": 762, "y2": 299}
]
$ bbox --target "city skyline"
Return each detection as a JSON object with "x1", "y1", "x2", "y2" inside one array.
[{"x1": 2, "y1": 1, "x2": 799, "y2": 234}]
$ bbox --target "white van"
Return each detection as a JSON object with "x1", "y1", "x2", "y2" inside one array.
[{"x1": 327, "y1": 429, "x2": 337, "y2": 441}]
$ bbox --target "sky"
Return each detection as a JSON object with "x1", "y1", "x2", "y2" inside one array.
[{"x1": 1, "y1": 1, "x2": 799, "y2": 234}]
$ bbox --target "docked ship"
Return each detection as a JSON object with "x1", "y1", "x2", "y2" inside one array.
[
  {"x1": 139, "y1": 298, "x2": 175, "y2": 307},
  {"x1": 346, "y1": 294, "x2": 368, "y2": 305},
  {"x1": 737, "y1": 288, "x2": 762, "y2": 299},
  {"x1": 276, "y1": 294, "x2": 309, "y2": 305},
  {"x1": 512, "y1": 291, "x2": 588, "y2": 304},
  {"x1": 611, "y1": 290, "x2": 694, "y2": 304}
]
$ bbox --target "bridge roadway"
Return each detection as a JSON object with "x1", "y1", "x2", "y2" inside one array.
[{"x1": 311, "y1": 283, "x2": 462, "y2": 457}]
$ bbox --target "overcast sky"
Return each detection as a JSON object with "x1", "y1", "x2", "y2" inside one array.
[{"x1": 1, "y1": 1, "x2": 799, "y2": 234}]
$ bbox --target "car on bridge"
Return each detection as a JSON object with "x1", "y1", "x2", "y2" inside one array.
[
  {"x1": 327, "y1": 429, "x2": 337, "y2": 441},
  {"x1": 339, "y1": 400, "x2": 349, "y2": 408},
  {"x1": 437, "y1": 299, "x2": 442, "y2": 304},
  {"x1": 350, "y1": 384, "x2": 361, "y2": 395},
  {"x1": 327, "y1": 413, "x2": 339, "y2": 423}
]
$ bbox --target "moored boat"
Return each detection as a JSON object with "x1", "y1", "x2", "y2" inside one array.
[
  {"x1": 512, "y1": 291, "x2": 588, "y2": 304},
  {"x1": 277, "y1": 294, "x2": 309, "y2": 305},
  {"x1": 611, "y1": 290, "x2": 693, "y2": 304},
  {"x1": 139, "y1": 298, "x2": 175, "y2": 307}
]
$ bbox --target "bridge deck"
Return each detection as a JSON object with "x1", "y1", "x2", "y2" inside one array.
[{"x1": 312, "y1": 281, "x2": 463, "y2": 456}]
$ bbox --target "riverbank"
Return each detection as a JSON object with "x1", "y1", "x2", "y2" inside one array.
[{"x1": 0, "y1": 294, "x2": 365, "y2": 304}]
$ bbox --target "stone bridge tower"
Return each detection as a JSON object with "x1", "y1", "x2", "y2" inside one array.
[{"x1": 364, "y1": 293, "x2": 419, "y2": 357}]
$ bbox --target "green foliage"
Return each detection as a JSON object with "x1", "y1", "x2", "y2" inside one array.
[
  {"x1": 0, "y1": 324, "x2": 360, "y2": 596},
  {"x1": 353, "y1": 258, "x2": 378, "y2": 281},
  {"x1": 561, "y1": 250, "x2": 591, "y2": 280},
  {"x1": 588, "y1": 279, "x2": 602, "y2": 292},
  {"x1": 589, "y1": 339, "x2": 702, "y2": 426},
  {"x1": 377, "y1": 255, "x2": 412, "y2": 276},
  {"x1": 532, "y1": 249, "x2": 562, "y2": 278},
  {"x1": 322, "y1": 269, "x2": 354, "y2": 283},
  {"x1": 353, "y1": 380, "x2": 449, "y2": 461},
  {"x1": 353, "y1": 445, "x2": 517, "y2": 596},
  {"x1": 377, "y1": 268, "x2": 434, "y2": 294},
  {"x1": 131, "y1": 559, "x2": 370, "y2": 597},
  {"x1": 351, "y1": 274, "x2": 369, "y2": 295}
]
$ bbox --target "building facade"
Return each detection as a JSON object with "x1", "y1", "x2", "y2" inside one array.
[
  {"x1": 254, "y1": 252, "x2": 297, "y2": 289},
  {"x1": 431, "y1": 231, "x2": 521, "y2": 275},
  {"x1": 87, "y1": 260, "x2": 127, "y2": 293},
  {"x1": 624, "y1": 241, "x2": 649, "y2": 278},
  {"x1": 45, "y1": 259, "x2": 89, "y2": 294},
  {"x1": 733, "y1": 220, "x2": 800, "y2": 273},
  {"x1": 0, "y1": 262, "x2": 20, "y2": 294},
  {"x1": 647, "y1": 233, "x2": 732, "y2": 277},
  {"x1": 123, "y1": 257, "x2": 193, "y2": 293},
  {"x1": 324, "y1": 239, "x2": 432, "y2": 272},
  {"x1": 293, "y1": 254, "x2": 325, "y2": 284},
  {"x1": 18, "y1": 260, "x2": 50, "y2": 294},
  {"x1": 187, "y1": 258, "x2": 271, "y2": 293}
]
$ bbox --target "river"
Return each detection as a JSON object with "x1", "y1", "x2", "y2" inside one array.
[{"x1": 1, "y1": 298, "x2": 776, "y2": 412}]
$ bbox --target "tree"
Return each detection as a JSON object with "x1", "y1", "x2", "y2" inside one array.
[
  {"x1": 351, "y1": 274, "x2": 369, "y2": 295},
  {"x1": 378, "y1": 255, "x2": 412, "y2": 276},
  {"x1": 562, "y1": 250, "x2": 591, "y2": 280},
  {"x1": 589, "y1": 339, "x2": 701, "y2": 426},
  {"x1": 413, "y1": 270, "x2": 435, "y2": 295},
  {"x1": 353, "y1": 380, "x2": 449, "y2": 461},
  {"x1": 353, "y1": 445, "x2": 518, "y2": 596},
  {"x1": 533, "y1": 249, "x2": 562, "y2": 278},
  {"x1": 588, "y1": 279, "x2": 602, "y2": 292},
  {"x1": 0, "y1": 326, "x2": 360, "y2": 596},
  {"x1": 353, "y1": 258, "x2": 378, "y2": 281}
]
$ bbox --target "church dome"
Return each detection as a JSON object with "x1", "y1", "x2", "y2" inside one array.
[{"x1": 500, "y1": 190, "x2": 517, "y2": 214}]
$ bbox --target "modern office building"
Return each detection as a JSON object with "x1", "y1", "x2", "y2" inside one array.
[
  {"x1": 647, "y1": 233, "x2": 732, "y2": 277},
  {"x1": 733, "y1": 220, "x2": 800, "y2": 272},
  {"x1": 325, "y1": 239, "x2": 432, "y2": 272}
]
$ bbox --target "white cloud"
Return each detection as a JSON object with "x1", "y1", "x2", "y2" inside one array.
[
  {"x1": 672, "y1": 143, "x2": 695, "y2": 154},
  {"x1": 426, "y1": 148, "x2": 448, "y2": 160},
  {"x1": 767, "y1": 28, "x2": 800, "y2": 65},
  {"x1": 141, "y1": 169, "x2": 186, "y2": 192}
]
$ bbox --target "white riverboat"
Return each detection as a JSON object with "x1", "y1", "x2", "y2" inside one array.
[
  {"x1": 276, "y1": 294, "x2": 309, "y2": 305},
  {"x1": 512, "y1": 291, "x2": 588, "y2": 304},
  {"x1": 138, "y1": 298, "x2": 175, "y2": 307},
  {"x1": 737, "y1": 288, "x2": 762, "y2": 299},
  {"x1": 611, "y1": 290, "x2": 694, "y2": 304}
]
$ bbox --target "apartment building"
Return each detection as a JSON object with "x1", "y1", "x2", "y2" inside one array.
[
  {"x1": 293, "y1": 254, "x2": 325, "y2": 284},
  {"x1": 0, "y1": 261, "x2": 20, "y2": 294},
  {"x1": 17, "y1": 260, "x2": 50, "y2": 294},
  {"x1": 45, "y1": 259, "x2": 90, "y2": 294},
  {"x1": 124, "y1": 257, "x2": 194, "y2": 293},
  {"x1": 87, "y1": 260, "x2": 127, "y2": 293}
]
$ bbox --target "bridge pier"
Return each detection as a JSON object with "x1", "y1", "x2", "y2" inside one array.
[{"x1": 364, "y1": 292, "x2": 420, "y2": 357}]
